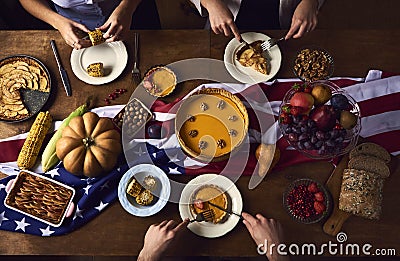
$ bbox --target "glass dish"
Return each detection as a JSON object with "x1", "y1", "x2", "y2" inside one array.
[
  {"x1": 283, "y1": 178, "x2": 331, "y2": 224},
  {"x1": 293, "y1": 47, "x2": 334, "y2": 82},
  {"x1": 278, "y1": 80, "x2": 361, "y2": 159}
]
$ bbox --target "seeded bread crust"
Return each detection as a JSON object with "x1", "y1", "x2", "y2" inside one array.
[
  {"x1": 348, "y1": 155, "x2": 390, "y2": 178},
  {"x1": 339, "y1": 169, "x2": 383, "y2": 220},
  {"x1": 349, "y1": 142, "x2": 391, "y2": 164}
]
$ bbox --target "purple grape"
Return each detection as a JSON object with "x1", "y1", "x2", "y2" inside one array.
[
  {"x1": 297, "y1": 141, "x2": 305, "y2": 150},
  {"x1": 316, "y1": 131, "x2": 325, "y2": 140},
  {"x1": 326, "y1": 140, "x2": 335, "y2": 147},
  {"x1": 303, "y1": 141, "x2": 313, "y2": 150},
  {"x1": 315, "y1": 140, "x2": 323, "y2": 149},
  {"x1": 288, "y1": 133, "x2": 298, "y2": 142},
  {"x1": 300, "y1": 126, "x2": 309, "y2": 133},
  {"x1": 307, "y1": 120, "x2": 316, "y2": 128},
  {"x1": 335, "y1": 136, "x2": 344, "y2": 143},
  {"x1": 294, "y1": 127, "x2": 302, "y2": 134},
  {"x1": 330, "y1": 129, "x2": 339, "y2": 139},
  {"x1": 299, "y1": 133, "x2": 309, "y2": 141},
  {"x1": 310, "y1": 136, "x2": 318, "y2": 144}
]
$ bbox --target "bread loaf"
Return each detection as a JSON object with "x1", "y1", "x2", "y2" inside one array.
[
  {"x1": 339, "y1": 169, "x2": 383, "y2": 219},
  {"x1": 348, "y1": 155, "x2": 390, "y2": 178},
  {"x1": 349, "y1": 142, "x2": 391, "y2": 164}
]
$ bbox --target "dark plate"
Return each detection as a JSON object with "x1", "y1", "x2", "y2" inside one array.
[{"x1": 0, "y1": 55, "x2": 51, "y2": 123}]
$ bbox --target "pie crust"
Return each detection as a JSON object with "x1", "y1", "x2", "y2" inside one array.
[
  {"x1": 175, "y1": 88, "x2": 248, "y2": 162},
  {"x1": 143, "y1": 66, "x2": 177, "y2": 97},
  {"x1": 236, "y1": 40, "x2": 270, "y2": 75},
  {"x1": 190, "y1": 185, "x2": 230, "y2": 224}
]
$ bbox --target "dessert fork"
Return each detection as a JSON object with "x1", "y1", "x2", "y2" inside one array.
[
  {"x1": 132, "y1": 33, "x2": 141, "y2": 85},
  {"x1": 260, "y1": 37, "x2": 285, "y2": 51},
  {"x1": 207, "y1": 201, "x2": 243, "y2": 220},
  {"x1": 189, "y1": 209, "x2": 215, "y2": 223}
]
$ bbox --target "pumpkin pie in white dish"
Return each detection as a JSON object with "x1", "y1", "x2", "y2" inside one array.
[{"x1": 143, "y1": 66, "x2": 177, "y2": 97}]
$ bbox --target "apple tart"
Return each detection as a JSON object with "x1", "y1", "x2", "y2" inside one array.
[
  {"x1": 236, "y1": 40, "x2": 270, "y2": 75},
  {"x1": 0, "y1": 56, "x2": 50, "y2": 121}
]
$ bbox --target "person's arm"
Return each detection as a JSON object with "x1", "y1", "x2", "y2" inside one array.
[
  {"x1": 199, "y1": 0, "x2": 241, "y2": 41},
  {"x1": 19, "y1": 0, "x2": 90, "y2": 48},
  {"x1": 242, "y1": 212, "x2": 290, "y2": 261},
  {"x1": 285, "y1": 0, "x2": 320, "y2": 39},
  {"x1": 138, "y1": 219, "x2": 189, "y2": 261},
  {"x1": 98, "y1": 0, "x2": 141, "y2": 42}
]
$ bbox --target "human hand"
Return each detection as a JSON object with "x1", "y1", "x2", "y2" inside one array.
[
  {"x1": 98, "y1": 1, "x2": 136, "y2": 42},
  {"x1": 285, "y1": 0, "x2": 319, "y2": 40},
  {"x1": 138, "y1": 219, "x2": 189, "y2": 261},
  {"x1": 54, "y1": 16, "x2": 91, "y2": 49},
  {"x1": 201, "y1": 0, "x2": 241, "y2": 41},
  {"x1": 242, "y1": 212, "x2": 288, "y2": 261}
]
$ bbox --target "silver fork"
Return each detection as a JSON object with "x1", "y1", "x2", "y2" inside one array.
[
  {"x1": 189, "y1": 209, "x2": 215, "y2": 223},
  {"x1": 260, "y1": 37, "x2": 285, "y2": 51},
  {"x1": 132, "y1": 33, "x2": 141, "y2": 85}
]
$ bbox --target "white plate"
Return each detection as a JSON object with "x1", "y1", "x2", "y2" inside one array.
[
  {"x1": 224, "y1": 32, "x2": 282, "y2": 84},
  {"x1": 118, "y1": 164, "x2": 171, "y2": 217},
  {"x1": 70, "y1": 41, "x2": 128, "y2": 85},
  {"x1": 179, "y1": 174, "x2": 243, "y2": 238}
]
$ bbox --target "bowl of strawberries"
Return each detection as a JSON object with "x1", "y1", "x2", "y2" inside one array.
[
  {"x1": 283, "y1": 178, "x2": 331, "y2": 224},
  {"x1": 278, "y1": 81, "x2": 361, "y2": 159}
]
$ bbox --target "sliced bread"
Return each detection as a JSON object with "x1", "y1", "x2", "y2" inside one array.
[
  {"x1": 350, "y1": 142, "x2": 391, "y2": 164},
  {"x1": 348, "y1": 155, "x2": 390, "y2": 178}
]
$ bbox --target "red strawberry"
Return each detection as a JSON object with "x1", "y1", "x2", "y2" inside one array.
[
  {"x1": 314, "y1": 192, "x2": 325, "y2": 202},
  {"x1": 307, "y1": 182, "x2": 318, "y2": 193},
  {"x1": 290, "y1": 106, "x2": 303, "y2": 116},
  {"x1": 292, "y1": 83, "x2": 303, "y2": 92},
  {"x1": 281, "y1": 104, "x2": 291, "y2": 113},
  {"x1": 279, "y1": 114, "x2": 292, "y2": 125},
  {"x1": 334, "y1": 123, "x2": 343, "y2": 130},
  {"x1": 303, "y1": 85, "x2": 312, "y2": 93},
  {"x1": 314, "y1": 201, "x2": 326, "y2": 214},
  {"x1": 193, "y1": 199, "x2": 204, "y2": 210}
]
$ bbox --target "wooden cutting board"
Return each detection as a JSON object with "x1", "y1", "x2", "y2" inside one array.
[{"x1": 323, "y1": 153, "x2": 351, "y2": 236}]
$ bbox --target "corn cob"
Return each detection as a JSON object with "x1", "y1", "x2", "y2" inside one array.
[
  {"x1": 17, "y1": 111, "x2": 52, "y2": 170},
  {"x1": 86, "y1": 62, "x2": 104, "y2": 77},
  {"x1": 88, "y1": 29, "x2": 105, "y2": 46},
  {"x1": 41, "y1": 103, "x2": 88, "y2": 172}
]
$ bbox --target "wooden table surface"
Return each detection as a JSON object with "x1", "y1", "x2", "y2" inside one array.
[{"x1": 0, "y1": 30, "x2": 399, "y2": 257}]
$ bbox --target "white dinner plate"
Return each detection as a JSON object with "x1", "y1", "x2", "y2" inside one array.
[
  {"x1": 179, "y1": 174, "x2": 243, "y2": 238},
  {"x1": 118, "y1": 164, "x2": 171, "y2": 217},
  {"x1": 70, "y1": 41, "x2": 128, "y2": 85},
  {"x1": 224, "y1": 32, "x2": 282, "y2": 84}
]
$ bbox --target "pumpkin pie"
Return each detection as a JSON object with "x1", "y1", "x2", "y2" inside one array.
[
  {"x1": 190, "y1": 185, "x2": 229, "y2": 224},
  {"x1": 175, "y1": 88, "x2": 248, "y2": 162},
  {"x1": 143, "y1": 66, "x2": 177, "y2": 97},
  {"x1": 236, "y1": 40, "x2": 270, "y2": 75}
]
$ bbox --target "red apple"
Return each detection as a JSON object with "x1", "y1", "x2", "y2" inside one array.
[
  {"x1": 290, "y1": 92, "x2": 314, "y2": 114},
  {"x1": 309, "y1": 105, "x2": 337, "y2": 131}
]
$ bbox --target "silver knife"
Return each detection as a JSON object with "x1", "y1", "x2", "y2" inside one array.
[
  {"x1": 50, "y1": 40, "x2": 72, "y2": 96},
  {"x1": 207, "y1": 201, "x2": 243, "y2": 219}
]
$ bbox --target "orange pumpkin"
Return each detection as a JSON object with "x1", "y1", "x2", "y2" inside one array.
[{"x1": 56, "y1": 112, "x2": 121, "y2": 177}]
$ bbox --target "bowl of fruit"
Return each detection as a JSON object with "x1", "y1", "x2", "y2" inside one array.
[
  {"x1": 278, "y1": 80, "x2": 361, "y2": 159},
  {"x1": 283, "y1": 178, "x2": 331, "y2": 224}
]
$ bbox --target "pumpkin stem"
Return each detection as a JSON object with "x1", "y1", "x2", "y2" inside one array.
[{"x1": 82, "y1": 137, "x2": 95, "y2": 148}]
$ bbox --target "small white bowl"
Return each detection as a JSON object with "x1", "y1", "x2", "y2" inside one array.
[{"x1": 118, "y1": 164, "x2": 171, "y2": 217}]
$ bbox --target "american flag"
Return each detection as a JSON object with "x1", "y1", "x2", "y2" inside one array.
[{"x1": 0, "y1": 70, "x2": 399, "y2": 236}]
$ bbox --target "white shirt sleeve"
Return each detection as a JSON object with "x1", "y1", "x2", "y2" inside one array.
[{"x1": 189, "y1": 0, "x2": 242, "y2": 20}]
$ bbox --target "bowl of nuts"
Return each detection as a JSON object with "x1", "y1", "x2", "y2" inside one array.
[
  {"x1": 293, "y1": 47, "x2": 334, "y2": 82},
  {"x1": 283, "y1": 178, "x2": 331, "y2": 224}
]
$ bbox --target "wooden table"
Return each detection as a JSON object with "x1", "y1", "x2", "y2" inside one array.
[{"x1": 0, "y1": 30, "x2": 399, "y2": 257}]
